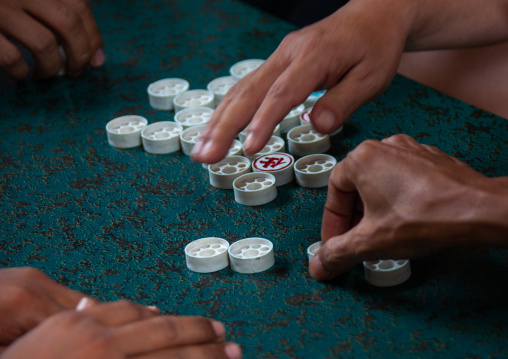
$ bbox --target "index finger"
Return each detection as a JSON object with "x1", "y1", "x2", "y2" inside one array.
[{"x1": 321, "y1": 158, "x2": 359, "y2": 242}]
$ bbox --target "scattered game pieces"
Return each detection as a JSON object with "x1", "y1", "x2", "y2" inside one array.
[
  {"x1": 294, "y1": 154, "x2": 336, "y2": 188},
  {"x1": 147, "y1": 78, "x2": 189, "y2": 111},
  {"x1": 229, "y1": 59, "x2": 264, "y2": 80},
  {"x1": 141, "y1": 121, "x2": 183, "y2": 154},
  {"x1": 252, "y1": 153, "x2": 294, "y2": 186},
  {"x1": 208, "y1": 155, "x2": 251, "y2": 189},
  {"x1": 106, "y1": 115, "x2": 147, "y2": 148},
  {"x1": 233, "y1": 172, "x2": 277, "y2": 206},
  {"x1": 185, "y1": 237, "x2": 230, "y2": 273},
  {"x1": 363, "y1": 259, "x2": 411, "y2": 287},
  {"x1": 228, "y1": 237, "x2": 275, "y2": 273},
  {"x1": 287, "y1": 124, "x2": 330, "y2": 156},
  {"x1": 173, "y1": 89, "x2": 215, "y2": 113},
  {"x1": 207, "y1": 76, "x2": 238, "y2": 106},
  {"x1": 307, "y1": 241, "x2": 322, "y2": 262},
  {"x1": 174, "y1": 106, "x2": 213, "y2": 129}
]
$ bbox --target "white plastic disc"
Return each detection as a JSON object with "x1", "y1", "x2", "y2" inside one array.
[
  {"x1": 180, "y1": 125, "x2": 207, "y2": 156},
  {"x1": 294, "y1": 154, "x2": 337, "y2": 188},
  {"x1": 252, "y1": 153, "x2": 294, "y2": 186},
  {"x1": 141, "y1": 121, "x2": 183, "y2": 154},
  {"x1": 208, "y1": 155, "x2": 251, "y2": 189},
  {"x1": 307, "y1": 241, "x2": 322, "y2": 262},
  {"x1": 233, "y1": 172, "x2": 277, "y2": 206},
  {"x1": 106, "y1": 115, "x2": 148, "y2": 148},
  {"x1": 280, "y1": 104, "x2": 305, "y2": 133},
  {"x1": 228, "y1": 237, "x2": 274, "y2": 273},
  {"x1": 229, "y1": 59, "x2": 264, "y2": 80},
  {"x1": 185, "y1": 237, "x2": 230, "y2": 273},
  {"x1": 173, "y1": 90, "x2": 215, "y2": 113},
  {"x1": 207, "y1": 76, "x2": 237, "y2": 106},
  {"x1": 300, "y1": 107, "x2": 343, "y2": 136},
  {"x1": 244, "y1": 136, "x2": 285, "y2": 161},
  {"x1": 147, "y1": 78, "x2": 189, "y2": 111},
  {"x1": 287, "y1": 124, "x2": 330, "y2": 157},
  {"x1": 363, "y1": 259, "x2": 411, "y2": 287},
  {"x1": 174, "y1": 107, "x2": 214, "y2": 129}
]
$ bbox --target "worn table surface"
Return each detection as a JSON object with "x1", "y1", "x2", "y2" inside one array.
[{"x1": 1, "y1": 0, "x2": 508, "y2": 358}]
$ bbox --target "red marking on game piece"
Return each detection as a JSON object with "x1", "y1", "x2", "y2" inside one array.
[
  {"x1": 253, "y1": 153, "x2": 294, "y2": 171},
  {"x1": 301, "y1": 108, "x2": 312, "y2": 124}
]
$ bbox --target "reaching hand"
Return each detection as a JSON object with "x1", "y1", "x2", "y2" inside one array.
[{"x1": 0, "y1": 0, "x2": 104, "y2": 80}]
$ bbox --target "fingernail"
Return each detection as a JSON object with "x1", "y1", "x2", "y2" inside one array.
[
  {"x1": 316, "y1": 110, "x2": 336, "y2": 134},
  {"x1": 147, "y1": 306, "x2": 160, "y2": 313},
  {"x1": 90, "y1": 48, "x2": 106, "y2": 67},
  {"x1": 225, "y1": 342, "x2": 242, "y2": 359},
  {"x1": 75, "y1": 297, "x2": 93, "y2": 311},
  {"x1": 310, "y1": 254, "x2": 331, "y2": 282},
  {"x1": 191, "y1": 139, "x2": 204, "y2": 158},
  {"x1": 212, "y1": 320, "x2": 226, "y2": 340},
  {"x1": 243, "y1": 133, "x2": 254, "y2": 154},
  {"x1": 200, "y1": 140, "x2": 214, "y2": 158}
]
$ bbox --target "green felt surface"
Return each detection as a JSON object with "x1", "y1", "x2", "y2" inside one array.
[{"x1": 1, "y1": 0, "x2": 508, "y2": 358}]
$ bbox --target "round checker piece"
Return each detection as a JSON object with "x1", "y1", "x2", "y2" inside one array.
[
  {"x1": 244, "y1": 136, "x2": 285, "y2": 161},
  {"x1": 233, "y1": 172, "x2": 277, "y2": 206},
  {"x1": 180, "y1": 125, "x2": 207, "y2": 156},
  {"x1": 173, "y1": 90, "x2": 215, "y2": 113},
  {"x1": 229, "y1": 59, "x2": 264, "y2": 80},
  {"x1": 141, "y1": 121, "x2": 183, "y2": 154},
  {"x1": 280, "y1": 104, "x2": 305, "y2": 133},
  {"x1": 207, "y1": 76, "x2": 237, "y2": 106},
  {"x1": 174, "y1": 107, "x2": 213, "y2": 129},
  {"x1": 287, "y1": 124, "x2": 330, "y2": 157},
  {"x1": 228, "y1": 237, "x2": 275, "y2": 273},
  {"x1": 307, "y1": 241, "x2": 322, "y2": 262},
  {"x1": 147, "y1": 78, "x2": 189, "y2": 111},
  {"x1": 106, "y1": 115, "x2": 147, "y2": 148},
  {"x1": 294, "y1": 154, "x2": 337, "y2": 188},
  {"x1": 185, "y1": 237, "x2": 230, "y2": 273},
  {"x1": 363, "y1": 259, "x2": 411, "y2": 287},
  {"x1": 252, "y1": 153, "x2": 294, "y2": 186},
  {"x1": 208, "y1": 155, "x2": 251, "y2": 189},
  {"x1": 300, "y1": 107, "x2": 343, "y2": 136}
]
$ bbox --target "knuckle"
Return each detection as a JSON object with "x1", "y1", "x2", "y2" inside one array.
[
  {"x1": 31, "y1": 31, "x2": 58, "y2": 55},
  {"x1": 0, "y1": 47, "x2": 24, "y2": 67},
  {"x1": 349, "y1": 139, "x2": 381, "y2": 162},
  {"x1": 113, "y1": 300, "x2": 144, "y2": 317},
  {"x1": 157, "y1": 316, "x2": 181, "y2": 341}
]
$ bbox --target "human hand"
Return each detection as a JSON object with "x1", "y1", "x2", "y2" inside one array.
[
  {"x1": 1, "y1": 300, "x2": 242, "y2": 359},
  {"x1": 0, "y1": 267, "x2": 95, "y2": 352},
  {"x1": 0, "y1": 0, "x2": 104, "y2": 80},
  {"x1": 309, "y1": 135, "x2": 503, "y2": 281},
  {"x1": 192, "y1": 0, "x2": 412, "y2": 164}
]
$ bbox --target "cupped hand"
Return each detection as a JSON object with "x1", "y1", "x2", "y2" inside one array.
[
  {"x1": 309, "y1": 134, "x2": 492, "y2": 281},
  {"x1": 1, "y1": 300, "x2": 242, "y2": 359},
  {"x1": 192, "y1": 0, "x2": 412, "y2": 164},
  {"x1": 0, "y1": 0, "x2": 104, "y2": 80}
]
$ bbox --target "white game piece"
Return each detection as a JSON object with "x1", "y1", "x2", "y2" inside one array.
[
  {"x1": 173, "y1": 90, "x2": 215, "y2": 113},
  {"x1": 106, "y1": 115, "x2": 148, "y2": 148},
  {"x1": 141, "y1": 121, "x2": 183, "y2": 154},
  {"x1": 304, "y1": 90, "x2": 326, "y2": 108},
  {"x1": 57, "y1": 45, "x2": 66, "y2": 76},
  {"x1": 244, "y1": 136, "x2": 285, "y2": 161},
  {"x1": 208, "y1": 155, "x2": 251, "y2": 189},
  {"x1": 307, "y1": 241, "x2": 322, "y2": 262},
  {"x1": 202, "y1": 139, "x2": 243, "y2": 168},
  {"x1": 180, "y1": 125, "x2": 206, "y2": 156},
  {"x1": 363, "y1": 259, "x2": 411, "y2": 287},
  {"x1": 174, "y1": 107, "x2": 213, "y2": 129},
  {"x1": 233, "y1": 172, "x2": 277, "y2": 206},
  {"x1": 300, "y1": 107, "x2": 343, "y2": 136},
  {"x1": 252, "y1": 153, "x2": 294, "y2": 186},
  {"x1": 229, "y1": 59, "x2": 264, "y2": 80},
  {"x1": 228, "y1": 237, "x2": 275, "y2": 273},
  {"x1": 287, "y1": 125, "x2": 330, "y2": 157},
  {"x1": 147, "y1": 78, "x2": 189, "y2": 111},
  {"x1": 239, "y1": 124, "x2": 280, "y2": 143},
  {"x1": 280, "y1": 104, "x2": 305, "y2": 133},
  {"x1": 207, "y1": 76, "x2": 238, "y2": 106},
  {"x1": 185, "y1": 237, "x2": 230, "y2": 273},
  {"x1": 294, "y1": 154, "x2": 337, "y2": 188}
]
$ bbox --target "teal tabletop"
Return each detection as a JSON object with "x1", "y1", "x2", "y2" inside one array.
[{"x1": 1, "y1": 0, "x2": 508, "y2": 358}]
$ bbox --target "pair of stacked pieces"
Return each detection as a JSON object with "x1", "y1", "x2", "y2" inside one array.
[
  {"x1": 185, "y1": 237, "x2": 275, "y2": 274},
  {"x1": 307, "y1": 242, "x2": 412, "y2": 287}
]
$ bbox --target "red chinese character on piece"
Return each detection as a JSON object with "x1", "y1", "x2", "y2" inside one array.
[{"x1": 260, "y1": 156, "x2": 285, "y2": 169}]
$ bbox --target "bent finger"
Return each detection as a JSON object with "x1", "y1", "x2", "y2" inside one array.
[
  {"x1": 0, "y1": 34, "x2": 30, "y2": 80},
  {"x1": 82, "y1": 300, "x2": 160, "y2": 326}
]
